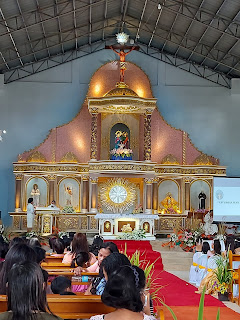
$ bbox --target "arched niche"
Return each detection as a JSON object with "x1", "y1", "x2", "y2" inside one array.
[
  {"x1": 101, "y1": 113, "x2": 139, "y2": 160},
  {"x1": 26, "y1": 177, "x2": 48, "y2": 208},
  {"x1": 158, "y1": 180, "x2": 179, "y2": 207},
  {"x1": 110, "y1": 123, "x2": 130, "y2": 151},
  {"x1": 58, "y1": 178, "x2": 80, "y2": 211},
  {"x1": 190, "y1": 180, "x2": 211, "y2": 211}
]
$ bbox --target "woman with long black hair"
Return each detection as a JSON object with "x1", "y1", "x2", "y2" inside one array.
[
  {"x1": 0, "y1": 243, "x2": 37, "y2": 294},
  {"x1": 0, "y1": 261, "x2": 62, "y2": 320}
]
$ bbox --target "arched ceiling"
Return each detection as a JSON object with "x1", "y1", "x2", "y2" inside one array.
[{"x1": 0, "y1": 0, "x2": 240, "y2": 87}]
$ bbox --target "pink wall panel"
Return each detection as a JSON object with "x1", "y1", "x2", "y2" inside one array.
[{"x1": 20, "y1": 62, "x2": 211, "y2": 165}]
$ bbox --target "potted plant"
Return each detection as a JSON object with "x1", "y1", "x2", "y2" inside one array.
[{"x1": 211, "y1": 252, "x2": 232, "y2": 301}]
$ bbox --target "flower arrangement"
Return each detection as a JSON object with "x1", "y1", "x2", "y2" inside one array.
[
  {"x1": 211, "y1": 252, "x2": 232, "y2": 295},
  {"x1": 110, "y1": 147, "x2": 133, "y2": 159},
  {"x1": 116, "y1": 229, "x2": 146, "y2": 240},
  {"x1": 58, "y1": 231, "x2": 69, "y2": 239},
  {"x1": 62, "y1": 206, "x2": 76, "y2": 213},
  {"x1": 26, "y1": 230, "x2": 40, "y2": 239},
  {"x1": 162, "y1": 227, "x2": 204, "y2": 251}
]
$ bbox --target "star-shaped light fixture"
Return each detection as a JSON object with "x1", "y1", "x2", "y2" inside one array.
[{"x1": 116, "y1": 32, "x2": 129, "y2": 45}]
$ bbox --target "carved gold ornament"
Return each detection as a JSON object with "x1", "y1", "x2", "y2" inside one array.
[
  {"x1": 194, "y1": 154, "x2": 213, "y2": 165},
  {"x1": 60, "y1": 152, "x2": 79, "y2": 163},
  {"x1": 99, "y1": 178, "x2": 137, "y2": 213},
  {"x1": 26, "y1": 151, "x2": 46, "y2": 162},
  {"x1": 161, "y1": 154, "x2": 180, "y2": 165}
]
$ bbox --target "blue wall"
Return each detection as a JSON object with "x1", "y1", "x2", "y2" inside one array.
[{"x1": 0, "y1": 50, "x2": 239, "y2": 225}]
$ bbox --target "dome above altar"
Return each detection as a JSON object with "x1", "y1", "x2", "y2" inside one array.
[{"x1": 104, "y1": 85, "x2": 138, "y2": 97}]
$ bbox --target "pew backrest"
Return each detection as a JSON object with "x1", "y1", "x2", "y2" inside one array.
[{"x1": 0, "y1": 295, "x2": 115, "y2": 319}]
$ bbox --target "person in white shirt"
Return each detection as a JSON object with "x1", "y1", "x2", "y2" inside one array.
[
  {"x1": 189, "y1": 240, "x2": 202, "y2": 284},
  {"x1": 27, "y1": 197, "x2": 35, "y2": 231},
  {"x1": 48, "y1": 200, "x2": 59, "y2": 209}
]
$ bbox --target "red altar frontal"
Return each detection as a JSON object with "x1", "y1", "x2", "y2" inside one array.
[{"x1": 10, "y1": 61, "x2": 226, "y2": 236}]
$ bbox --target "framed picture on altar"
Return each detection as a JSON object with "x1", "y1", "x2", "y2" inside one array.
[
  {"x1": 26, "y1": 177, "x2": 48, "y2": 208},
  {"x1": 58, "y1": 178, "x2": 80, "y2": 211}
]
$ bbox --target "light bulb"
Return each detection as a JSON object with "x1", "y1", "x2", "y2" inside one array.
[{"x1": 2, "y1": 130, "x2": 6, "y2": 134}]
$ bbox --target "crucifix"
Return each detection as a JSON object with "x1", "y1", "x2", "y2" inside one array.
[{"x1": 106, "y1": 43, "x2": 139, "y2": 83}]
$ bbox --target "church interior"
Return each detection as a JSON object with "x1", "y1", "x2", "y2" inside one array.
[{"x1": 1, "y1": 0, "x2": 240, "y2": 319}]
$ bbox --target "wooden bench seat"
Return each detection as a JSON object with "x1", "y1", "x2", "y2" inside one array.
[
  {"x1": 41, "y1": 262, "x2": 73, "y2": 270},
  {"x1": 0, "y1": 294, "x2": 115, "y2": 319},
  {"x1": 228, "y1": 251, "x2": 240, "y2": 304},
  {"x1": 44, "y1": 255, "x2": 65, "y2": 264}
]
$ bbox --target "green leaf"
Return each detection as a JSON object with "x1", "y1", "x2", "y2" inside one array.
[
  {"x1": 159, "y1": 299, "x2": 177, "y2": 320},
  {"x1": 198, "y1": 286, "x2": 206, "y2": 320},
  {"x1": 216, "y1": 308, "x2": 220, "y2": 320}
]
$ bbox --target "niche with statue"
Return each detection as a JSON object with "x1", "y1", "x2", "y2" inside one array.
[{"x1": 110, "y1": 123, "x2": 133, "y2": 160}]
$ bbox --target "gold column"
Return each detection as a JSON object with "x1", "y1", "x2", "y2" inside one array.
[
  {"x1": 15, "y1": 174, "x2": 22, "y2": 211},
  {"x1": 145, "y1": 178, "x2": 152, "y2": 214},
  {"x1": 184, "y1": 178, "x2": 191, "y2": 211},
  {"x1": 152, "y1": 179, "x2": 158, "y2": 214},
  {"x1": 82, "y1": 176, "x2": 89, "y2": 213},
  {"x1": 144, "y1": 110, "x2": 152, "y2": 161},
  {"x1": 90, "y1": 108, "x2": 98, "y2": 160},
  {"x1": 48, "y1": 175, "x2": 56, "y2": 203},
  {"x1": 90, "y1": 177, "x2": 98, "y2": 213}
]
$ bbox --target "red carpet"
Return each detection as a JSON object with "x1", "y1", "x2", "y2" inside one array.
[{"x1": 112, "y1": 240, "x2": 240, "y2": 319}]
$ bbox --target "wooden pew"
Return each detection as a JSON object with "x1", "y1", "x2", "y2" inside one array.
[
  {"x1": 41, "y1": 262, "x2": 73, "y2": 270},
  {"x1": 0, "y1": 295, "x2": 115, "y2": 319},
  {"x1": 47, "y1": 272, "x2": 99, "y2": 287},
  {"x1": 228, "y1": 250, "x2": 240, "y2": 303},
  {"x1": 44, "y1": 255, "x2": 64, "y2": 264}
]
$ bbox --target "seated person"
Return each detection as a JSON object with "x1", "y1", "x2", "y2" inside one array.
[
  {"x1": 34, "y1": 247, "x2": 46, "y2": 264},
  {"x1": 51, "y1": 276, "x2": 76, "y2": 295},
  {"x1": 0, "y1": 243, "x2": 37, "y2": 294},
  {"x1": 52, "y1": 238, "x2": 65, "y2": 256},
  {"x1": 189, "y1": 239, "x2": 202, "y2": 284},
  {"x1": 195, "y1": 242, "x2": 210, "y2": 288},
  {"x1": 90, "y1": 265, "x2": 155, "y2": 320},
  {"x1": 89, "y1": 235, "x2": 104, "y2": 256},
  {"x1": 196, "y1": 239, "x2": 222, "y2": 295},
  {"x1": 71, "y1": 252, "x2": 91, "y2": 293},
  {"x1": 48, "y1": 200, "x2": 60, "y2": 210},
  {"x1": 0, "y1": 261, "x2": 62, "y2": 320},
  {"x1": 74, "y1": 242, "x2": 119, "y2": 275},
  {"x1": 86, "y1": 252, "x2": 131, "y2": 295},
  {"x1": 62, "y1": 233, "x2": 96, "y2": 265},
  {"x1": 233, "y1": 239, "x2": 240, "y2": 298}
]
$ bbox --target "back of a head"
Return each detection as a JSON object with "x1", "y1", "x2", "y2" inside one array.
[
  {"x1": 28, "y1": 198, "x2": 33, "y2": 204},
  {"x1": 90, "y1": 235, "x2": 104, "y2": 256},
  {"x1": 28, "y1": 237, "x2": 41, "y2": 248},
  {"x1": 202, "y1": 242, "x2": 210, "y2": 254},
  {"x1": 0, "y1": 244, "x2": 37, "y2": 294},
  {"x1": 0, "y1": 241, "x2": 9, "y2": 259},
  {"x1": 62, "y1": 236, "x2": 71, "y2": 250},
  {"x1": 71, "y1": 233, "x2": 89, "y2": 254},
  {"x1": 51, "y1": 276, "x2": 71, "y2": 294},
  {"x1": 101, "y1": 241, "x2": 119, "y2": 253},
  {"x1": 214, "y1": 239, "x2": 221, "y2": 255},
  {"x1": 74, "y1": 252, "x2": 89, "y2": 267},
  {"x1": 225, "y1": 235, "x2": 235, "y2": 252},
  {"x1": 101, "y1": 253, "x2": 130, "y2": 278},
  {"x1": 9, "y1": 237, "x2": 25, "y2": 248},
  {"x1": 102, "y1": 265, "x2": 145, "y2": 312},
  {"x1": 7, "y1": 261, "x2": 47, "y2": 320},
  {"x1": 49, "y1": 237, "x2": 57, "y2": 249},
  {"x1": 52, "y1": 238, "x2": 65, "y2": 254},
  {"x1": 34, "y1": 247, "x2": 46, "y2": 264}
]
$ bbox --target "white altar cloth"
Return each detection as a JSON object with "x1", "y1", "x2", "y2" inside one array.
[{"x1": 95, "y1": 213, "x2": 159, "y2": 240}]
